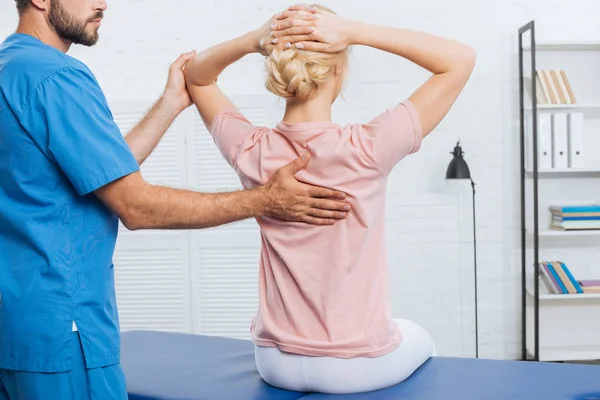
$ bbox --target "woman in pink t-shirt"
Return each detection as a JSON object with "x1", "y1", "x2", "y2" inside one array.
[{"x1": 184, "y1": 4, "x2": 475, "y2": 394}]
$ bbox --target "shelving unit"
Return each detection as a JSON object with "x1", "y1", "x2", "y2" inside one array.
[{"x1": 518, "y1": 21, "x2": 600, "y2": 362}]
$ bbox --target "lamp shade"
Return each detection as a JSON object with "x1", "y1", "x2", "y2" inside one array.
[{"x1": 446, "y1": 142, "x2": 471, "y2": 179}]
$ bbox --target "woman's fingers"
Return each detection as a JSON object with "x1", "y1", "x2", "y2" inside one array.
[
  {"x1": 273, "y1": 36, "x2": 313, "y2": 47},
  {"x1": 277, "y1": 7, "x2": 317, "y2": 20},
  {"x1": 273, "y1": 15, "x2": 318, "y2": 31},
  {"x1": 292, "y1": 41, "x2": 331, "y2": 52},
  {"x1": 272, "y1": 25, "x2": 316, "y2": 39},
  {"x1": 287, "y1": 4, "x2": 318, "y2": 12}
]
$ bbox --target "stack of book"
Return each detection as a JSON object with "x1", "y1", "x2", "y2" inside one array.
[
  {"x1": 578, "y1": 280, "x2": 600, "y2": 294},
  {"x1": 549, "y1": 204, "x2": 600, "y2": 230},
  {"x1": 539, "y1": 261, "x2": 599, "y2": 294},
  {"x1": 536, "y1": 69, "x2": 577, "y2": 105}
]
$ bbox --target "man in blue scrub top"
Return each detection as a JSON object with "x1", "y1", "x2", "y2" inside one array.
[{"x1": 0, "y1": 1, "x2": 350, "y2": 399}]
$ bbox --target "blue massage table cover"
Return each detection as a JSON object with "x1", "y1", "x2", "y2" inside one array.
[{"x1": 121, "y1": 330, "x2": 600, "y2": 400}]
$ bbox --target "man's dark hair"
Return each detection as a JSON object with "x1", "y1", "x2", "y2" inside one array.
[{"x1": 15, "y1": 0, "x2": 31, "y2": 14}]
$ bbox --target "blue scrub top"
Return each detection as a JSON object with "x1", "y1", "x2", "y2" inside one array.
[{"x1": 0, "y1": 33, "x2": 140, "y2": 373}]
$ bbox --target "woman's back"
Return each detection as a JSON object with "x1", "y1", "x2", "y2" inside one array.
[
  {"x1": 184, "y1": 2, "x2": 475, "y2": 392},
  {"x1": 209, "y1": 100, "x2": 422, "y2": 358}
]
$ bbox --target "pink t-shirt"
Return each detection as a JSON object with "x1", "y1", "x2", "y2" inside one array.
[{"x1": 210, "y1": 100, "x2": 422, "y2": 358}]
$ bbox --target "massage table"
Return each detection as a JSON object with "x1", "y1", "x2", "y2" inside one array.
[{"x1": 121, "y1": 330, "x2": 600, "y2": 400}]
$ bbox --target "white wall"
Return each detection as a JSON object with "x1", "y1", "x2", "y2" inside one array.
[{"x1": 3, "y1": 0, "x2": 600, "y2": 360}]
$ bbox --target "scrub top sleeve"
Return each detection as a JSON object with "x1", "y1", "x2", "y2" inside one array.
[{"x1": 19, "y1": 67, "x2": 140, "y2": 195}]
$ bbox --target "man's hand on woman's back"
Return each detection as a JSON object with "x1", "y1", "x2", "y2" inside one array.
[{"x1": 260, "y1": 152, "x2": 351, "y2": 225}]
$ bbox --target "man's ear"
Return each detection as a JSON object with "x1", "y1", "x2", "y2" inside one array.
[{"x1": 30, "y1": 0, "x2": 50, "y2": 12}]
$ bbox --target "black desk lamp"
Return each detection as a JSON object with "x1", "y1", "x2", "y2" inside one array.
[{"x1": 446, "y1": 141, "x2": 479, "y2": 359}]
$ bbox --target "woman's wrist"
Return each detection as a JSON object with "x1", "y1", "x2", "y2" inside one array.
[
  {"x1": 346, "y1": 20, "x2": 370, "y2": 46},
  {"x1": 243, "y1": 30, "x2": 263, "y2": 54}
]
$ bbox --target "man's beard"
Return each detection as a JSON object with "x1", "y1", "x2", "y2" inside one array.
[{"x1": 49, "y1": 0, "x2": 102, "y2": 47}]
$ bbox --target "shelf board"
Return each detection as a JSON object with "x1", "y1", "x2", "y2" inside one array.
[
  {"x1": 526, "y1": 228, "x2": 600, "y2": 237},
  {"x1": 525, "y1": 104, "x2": 600, "y2": 112},
  {"x1": 526, "y1": 348, "x2": 600, "y2": 362},
  {"x1": 525, "y1": 168, "x2": 600, "y2": 174},
  {"x1": 523, "y1": 42, "x2": 600, "y2": 51},
  {"x1": 526, "y1": 283, "x2": 600, "y2": 300}
]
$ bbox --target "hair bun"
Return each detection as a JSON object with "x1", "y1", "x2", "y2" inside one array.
[
  {"x1": 265, "y1": 48, "x2": 317, "y2": 101},
  {"x1": 263, "y1": 4, "x2": 347, "y2": 102}
]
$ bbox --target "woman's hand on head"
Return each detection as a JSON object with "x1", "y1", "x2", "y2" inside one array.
[
  {"x1": 271, "y1": 4, "x2": 355, "y2": 53},
  {"x1": 250, "y1": 7, "x2": 321, "y2": 56}
]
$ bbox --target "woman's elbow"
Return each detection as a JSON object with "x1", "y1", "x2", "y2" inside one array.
[
  {"x1": 183, "y1": 63, "x2": 195, "y2": 85},
  {"x1": 457, "y1": 46, "x2": 477, "y2": 75}
]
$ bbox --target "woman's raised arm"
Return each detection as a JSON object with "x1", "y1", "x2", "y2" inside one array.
[{"x1": 273, "y1": 7, "x2": 476, "y2": 137}]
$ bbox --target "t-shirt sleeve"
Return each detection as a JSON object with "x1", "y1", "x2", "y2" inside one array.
[
  {"x1": 19, "y1": 67, "x2": 139, "y2": 195},
  {"x1": 210, "y1": 109, "x2": 259, "y2": 167},
  {"x1": 356, "y1": 100, "x2": 423, "y2": 175}
]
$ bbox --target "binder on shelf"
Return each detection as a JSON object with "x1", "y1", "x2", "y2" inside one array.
[
  {"x1": 567, "y1": 113, "x2": 584, "y2": 168},
  {"x1": 551, "y1": 113, "x2": 568, "y2": 169},
  {"x1": 526, "y1": 114, "x2": 552, "y2": 170},
  {"x1": 538, "y1": 115, "x2": 552, "y2": 169}
]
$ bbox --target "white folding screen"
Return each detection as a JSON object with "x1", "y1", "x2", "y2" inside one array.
[
  {"x1": 187, "y1": 97, "x2": 277, "y2": 339},
  {"x1": 111, "y1": 104, "x2": 193, "y2": 333},
  {"x1": 111, "y1": 96, "x2": 275, "y2": 339}
]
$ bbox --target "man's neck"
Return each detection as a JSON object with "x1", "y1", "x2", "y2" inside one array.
[{"x1": 16, "y1": 13, "x2": 71, "y2": 53}]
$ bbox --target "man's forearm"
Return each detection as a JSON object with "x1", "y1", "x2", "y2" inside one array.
[
  {"x1": 123, "y1": 184, "x2": 267, "y2": 230},
  {"x1": 124, "y1": 96, "x2": 182, "y2": 165}
]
